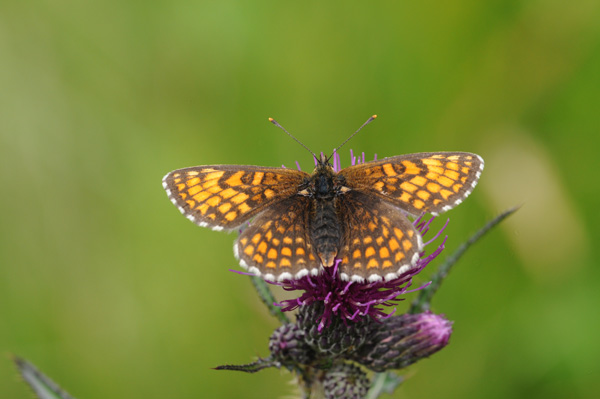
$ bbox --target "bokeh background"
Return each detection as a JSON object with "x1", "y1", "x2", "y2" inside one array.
[{"x1": 1, "y1": 1, "x2": 599, "y2": 398}]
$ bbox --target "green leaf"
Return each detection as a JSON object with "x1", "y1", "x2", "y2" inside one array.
[{"x1": 214, "y1": 356, "x2": 278, "y2": 373}]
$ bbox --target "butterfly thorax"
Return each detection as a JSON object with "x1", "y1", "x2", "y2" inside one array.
[{"x1": 298, "y1": 162, "x2": 349, "y2": 268}]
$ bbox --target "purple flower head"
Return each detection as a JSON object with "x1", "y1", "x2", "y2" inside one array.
[{"x1": 274, "y1": 150, "x2": 449, "y2": 331}]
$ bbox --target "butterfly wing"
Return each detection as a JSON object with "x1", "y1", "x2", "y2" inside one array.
[
  {"x1": 339, "y1": 152, "x2": 484, "y2": 216},
  {"x1": 162, "y1": 165, "x2": 309, "y2": 230},
  {"x1": 234, "y1": 196, "x2": 321, "y2": 281},
  {"x1": 337, "y1": 190, "x2": 423, "y2": 282}
]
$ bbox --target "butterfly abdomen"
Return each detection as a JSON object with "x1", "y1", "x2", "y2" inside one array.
[{"x1": 310, "y1": 199, "x2": 343, "y2": 267}]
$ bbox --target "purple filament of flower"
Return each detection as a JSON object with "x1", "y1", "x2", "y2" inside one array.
[
  {"x1": 424, "y1": 218, "x2": 449, "y2": 246},
  {"x1": 332, "y1": 150, "x2": 340, "y2": 172}
]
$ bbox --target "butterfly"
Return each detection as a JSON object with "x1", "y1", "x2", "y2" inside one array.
[{"x1": 162, "y1": 117, "x2": 484, "y2": 282}]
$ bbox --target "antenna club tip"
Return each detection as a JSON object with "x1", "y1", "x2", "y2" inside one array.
[
  {"x1": 268, "y1": 117, "x2": 274, "y2": 122},
  {"x1": 372, "y1": 114, "x2": 377, "y2": 119}
]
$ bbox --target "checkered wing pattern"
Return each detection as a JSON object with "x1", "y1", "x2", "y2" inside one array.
[
  {"x1": 337, "y1": 191, "x2": 423, "y2": 282},
  {"x1": 340, "y1": 152, "x2": 484, "y2": 216},
  {"x1": 162, "y1": 165, "x2": 308, "y2": 230},
  {"x1": 234, "y1": 196, "x2": 321, "y2": 281}
]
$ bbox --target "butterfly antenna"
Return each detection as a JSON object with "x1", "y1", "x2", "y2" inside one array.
[
  {"x1": 329, "y1": 115, "x2": 377, "y2": 161},
  {"x1": 268, "y1": 118, "x2": 318, "y2": 160}
]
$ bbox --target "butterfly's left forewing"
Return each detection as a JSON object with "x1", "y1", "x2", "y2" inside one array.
[
  {"x1": 162, "y1": 165, "x2": 308, "y2": 230},
  {"x1": 340, "y1": 152, "x2": 484, "y2": 216}
]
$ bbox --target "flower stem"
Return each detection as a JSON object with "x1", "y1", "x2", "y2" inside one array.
[{"x1": 250, "y1": 275, "x2": 290, "y2": 324}]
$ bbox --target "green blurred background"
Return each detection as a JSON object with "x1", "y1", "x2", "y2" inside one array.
[{"x1": 1, "y1": 0, "x2": 599, "y2": 398}]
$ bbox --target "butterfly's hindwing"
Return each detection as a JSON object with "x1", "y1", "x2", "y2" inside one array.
[
  {"x1": 162, "y1": 165, "x2": 308, "y2": 230},
  {"x1": 337, "y1": 191, "x2": 423, "y2": 282},
  {"x1": 340, "y1": 152, "x2": 484, "y2": 216},
  {"x1": 234, "y1": 196, "x2": 321, "y2": 281}
]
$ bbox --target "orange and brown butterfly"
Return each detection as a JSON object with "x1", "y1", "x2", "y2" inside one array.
[{"x1": 162, "y1": 116, "x2": 484, "y2": 283}]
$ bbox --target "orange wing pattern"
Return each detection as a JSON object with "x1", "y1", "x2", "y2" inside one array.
[
  {"x1": 162, "y1": 165, "x2": 308, "y2": 230},
  {"x1": 163, "y1": 151, "x2": 483, "y2": 282},
  {"x1": 234, "y1": 196, "x2": 321, "y2": 281},
  {"x1": 337, "y1": 191, "x2": 423, "y2": 282},
  {"x1": 340, "y1": 152, "x2": 484, "y2": 216}
]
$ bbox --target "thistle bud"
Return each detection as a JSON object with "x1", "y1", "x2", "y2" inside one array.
[
  {"x1": 353, "y1": 312, "x2": 452, "y2": 372},
  {"x1": 322, "y1": 362, "x2": 370, "y2": 399},
  {"x1": 269, "y1": 323, "x2": 314, "y2": 366}
]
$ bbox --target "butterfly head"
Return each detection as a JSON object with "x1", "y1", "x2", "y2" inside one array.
[{"x1": 298, "y1": 153, "x2": 349, "y2": 200}]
